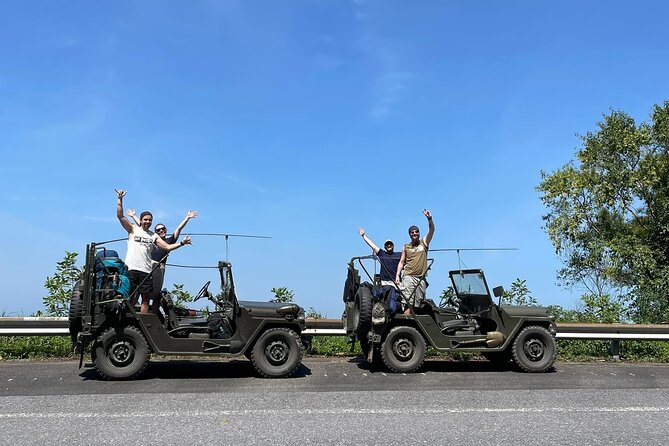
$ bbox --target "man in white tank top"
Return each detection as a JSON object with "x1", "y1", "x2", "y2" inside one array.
[{"x1": 116, "y1": 189, "x2": 192, "y2": 314}]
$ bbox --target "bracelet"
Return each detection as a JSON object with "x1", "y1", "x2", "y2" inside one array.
[{"x1": 180, "y1": 241, "x2": 184, "y2": 246}]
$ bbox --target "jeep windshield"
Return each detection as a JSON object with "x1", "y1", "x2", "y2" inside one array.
[{"x1": 449, "y1": 269, "x2": 490, "y2": 297}]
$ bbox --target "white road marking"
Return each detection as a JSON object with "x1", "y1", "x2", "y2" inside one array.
[{"x1": 2, "y1": 407, "x2": 669, "y2": 419}]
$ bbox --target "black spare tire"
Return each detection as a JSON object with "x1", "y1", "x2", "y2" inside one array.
[
  {"x1": 68, "y1": 280, "x2": 84, "y2": 349},
  {"x1": 352, "y1": 285, "x2": 373, "y2": 341}
]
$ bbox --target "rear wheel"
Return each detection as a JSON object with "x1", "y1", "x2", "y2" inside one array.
[
  {"x1": 511, "y1": 326, "x2": 556, "y2": 372},
  {"x1": 251, "y1": 328, "x2": 303, "y2": 378},
  {"x1": 381, "y1": 326, "x2": 426, "y2": 373},
  {"x1": 94, "y1": 326, "x2": 150, "y2": 380}
]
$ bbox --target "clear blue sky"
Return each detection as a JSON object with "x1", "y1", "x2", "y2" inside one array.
[{"x1": 1, "y1": 1, "x2": 668, "y2": 318}]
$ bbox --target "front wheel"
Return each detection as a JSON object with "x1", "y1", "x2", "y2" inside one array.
[
  {"x1": 94, "y1": 326, "x2": 150, "y2": 380},
  {"x1": 251, "y1": 328, "x2": 303, "y2": 378},
  {"x1": 511, "y1": 326, "x2": 556, "y2": 372},
  {"x1": 381, "y1": 326, "x2": 426, "y2": 373}
]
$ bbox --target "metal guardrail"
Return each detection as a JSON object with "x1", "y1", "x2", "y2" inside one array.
[{"x1": 2, "y1": 317, "x2": 669, "y2": 340}]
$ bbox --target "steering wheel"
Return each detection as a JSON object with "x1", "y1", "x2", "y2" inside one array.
[{"x1": 194, "y1": 281, "x2": 211, "y2": 301}]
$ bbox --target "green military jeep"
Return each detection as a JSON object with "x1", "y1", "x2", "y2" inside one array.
[
  {"x1": 342, "y1": 256, "x2": 557, "y2": 373},
  {"x1": 69, "y1": 242, "x2": 306, "y2": 380}
]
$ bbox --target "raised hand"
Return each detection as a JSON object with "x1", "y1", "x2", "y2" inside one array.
[
  {"x1": 186, "y1": 210, "x2": 199, "y2": 219},
  {"x1": 358, "y1": 227, "x2": 366, "y2": 237},
  {"x1": 115, "y1": 189, "x2": 127, "y2": 199},
  {"x1": 423, "y1": 209, "x2": 432, "y2": 219}
]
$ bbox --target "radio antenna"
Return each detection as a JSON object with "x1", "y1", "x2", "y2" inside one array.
[{"x1": 187, "y1": 232, "x2": 272, "y2": 261}]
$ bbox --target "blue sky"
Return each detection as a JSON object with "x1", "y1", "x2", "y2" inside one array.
[{"x1": 1, "y1": 1, "x2": 668, "y2": 318}]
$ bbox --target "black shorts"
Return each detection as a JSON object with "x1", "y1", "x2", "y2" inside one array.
[{"x1": 128, "y1": 270, "x2": 153, "y2": 294}]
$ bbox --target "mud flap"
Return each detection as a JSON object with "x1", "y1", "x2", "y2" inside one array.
[{"x1": 78, "y1": 347, "x2": 85, "y2": 369}]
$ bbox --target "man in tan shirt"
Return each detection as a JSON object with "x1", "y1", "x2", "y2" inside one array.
[{"x1": 396, "y1": 209, "x2": 435, "y2": 315}]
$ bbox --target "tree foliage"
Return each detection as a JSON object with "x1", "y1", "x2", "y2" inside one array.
[
  {"x1": 168, "y1": 283, "x2": 194, "y2": 309},
  {"x1": 270, "y1": 287, "x2": 295, "y2": 303},
  {"x1": 501, "y1": 279, "x2": 538, "y2": 306},
  {"x1": 43, "y1": 252, "x2": 81, "y2": 317},
  {"x1": 537, "y1": 101, "x2": 669, "y2": 323}
]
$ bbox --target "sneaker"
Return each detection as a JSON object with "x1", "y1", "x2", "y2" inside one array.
[{"x1": 372, "y1": 302, "x2": 386, "y2": 325}]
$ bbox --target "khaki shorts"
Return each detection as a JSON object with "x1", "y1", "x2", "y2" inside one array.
[{"x1": 400, "y1": 275, "x2": 427, "y2": 307}]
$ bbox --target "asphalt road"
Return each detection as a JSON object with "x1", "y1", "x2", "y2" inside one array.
[{"x1": 2, "y1": 358, "x2": 669, "y2": 445}]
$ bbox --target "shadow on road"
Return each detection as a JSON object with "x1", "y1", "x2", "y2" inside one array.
[
  {"x1": 348, "y1": 355, "x2": 557, "y2": 374},
  {"x1": 79, "y1": 360, "x2": 312, "y2": 381}
]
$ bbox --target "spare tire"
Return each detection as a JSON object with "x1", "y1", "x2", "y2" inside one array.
[
  {"x1": 68, "y1": 280, "x2": 84, "y2": 349},
  {"x1": 352, "y1": 285, "x2": 373, "y2": 341}
]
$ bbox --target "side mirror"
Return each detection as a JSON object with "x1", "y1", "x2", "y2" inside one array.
[{"x1": 492, "y1": 286, "x2": 504, "y2": 305}]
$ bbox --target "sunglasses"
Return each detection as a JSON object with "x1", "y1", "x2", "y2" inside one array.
[
  {"x1": 410, "y1": 231, "x2": 420, "y2": 235},
  {"x1": 156, "y1": 227, "x2": 166, "y2": 232}
]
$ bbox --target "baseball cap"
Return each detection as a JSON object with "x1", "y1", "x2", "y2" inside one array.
[{"x1": 384, "y1": 239, "x2": 394, "y2": 246}]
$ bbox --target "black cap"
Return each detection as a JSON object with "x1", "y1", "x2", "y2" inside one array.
[{"x1": 408, "y1": 225, "x2": 419, "y2": 233}]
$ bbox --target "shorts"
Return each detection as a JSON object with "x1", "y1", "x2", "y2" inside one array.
[
  {"x1": 151, "y1": 261, "x2": 166, "y2": 299},
  {"x1": 400, "y1": 275, "x2": 427, "y2": 307},
  {"x1": 128, "y1": 270, "x2": 153, "y2": 295}
]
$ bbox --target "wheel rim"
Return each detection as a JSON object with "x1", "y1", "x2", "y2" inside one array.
[
  {"x1": 523, "y1": 337, "x2": 546, "y2": 362},
  {"x1": 108, "y1": 339, "x2": 135, "y2": 367},
  {"x1": 265, "y1": 339, "x2": 290, "y2": 366},
  {"x1": 392, "y1": 337, "x2": 415, "y2": 361}
]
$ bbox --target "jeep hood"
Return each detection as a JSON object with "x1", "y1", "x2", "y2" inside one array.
[
  {"x1": 239, "y1": 300, "x2": 303, "y2": 317},
  {"x1": 500, "y1": 305, "x2": 551, "y2": 318}
]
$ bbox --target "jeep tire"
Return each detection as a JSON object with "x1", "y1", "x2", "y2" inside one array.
[
  {"x1": 511, "y1": 325, "x2": 556, "y2": 373},
  {"x1": 251, "y1": 328, "x2": 303, "y2": 378},
  {"x1": 94, "y1": 326, "x2": 150, "y2": 380},
  {"x1": 381, "y1": 325, "x2": 426, "y2": 373},
  {"x1": 68, "y1": 280, "x2": 84, "y2": 348}
]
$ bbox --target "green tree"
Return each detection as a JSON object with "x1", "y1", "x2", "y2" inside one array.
[
  {"x1": 438, "y1": 286, "x2": 456, "y2": 308},
  {"x1": 306, "y1": 307, "x2": 322, "y2": 319},
  {"x1": 270, "y1": 287, "x2": 294, "y2": 303},
  {"x1": 537, "y1": 102, "x2": 669, "y2": 323},
  {"x1": 501, "y1": 278, "x2": 538, "y2": 306},
  {"x1": 168, "y1": 283, "x2": 194, "y2": 309},
  {"x1": 43, "y1": 252, "x2": 81, "y2": 317}
]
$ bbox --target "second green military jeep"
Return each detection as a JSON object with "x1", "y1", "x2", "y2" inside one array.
[{"x1": 342, "y1": 256, "x2": 557, "y2": 373}]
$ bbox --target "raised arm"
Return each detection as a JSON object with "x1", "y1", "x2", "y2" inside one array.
[
  {"x1": 115, "y1": 189, "x2": 133, "y2": 234},
  {"x1": 423, "y1": 209, "x2": 435, "y2": 247},
  {"x1": 358, "y1": 227, "x2": 380, "y2": 254},
  {"x1": 396, "y1": 246, "x2": 406, "y2": 283},
  {"x1": 126, "y1": 209, "x2": 140, "y2": 226},
  {"x1": 173, "y1": 210, "x2": 198, "y2": 240},
  {"x1": 155, "y1": 234, "x2": 192, "y2": 252}
]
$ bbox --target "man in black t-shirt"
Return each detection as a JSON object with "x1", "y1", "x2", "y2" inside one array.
[{"x1": 357, "y1": 228, "x2": 402, "y2": 286}]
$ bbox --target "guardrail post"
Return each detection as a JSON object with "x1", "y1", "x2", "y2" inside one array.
[{"x1": 610, "y1": 340, "x2": 620, "y2": 361}]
